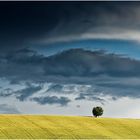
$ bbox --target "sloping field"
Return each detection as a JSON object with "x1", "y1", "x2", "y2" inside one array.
[{"x1": 0, "y1": 115, "x2": 139, "y2": 139}]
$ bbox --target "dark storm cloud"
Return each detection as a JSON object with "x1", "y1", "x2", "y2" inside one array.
[
  {"x1": 0, "y1": 2, "x2": 60, "y2": 53},
  {"x1": 2, "y1": 48, "x2": 140, "y2": 84},
  {"x1": 32, "y1": 96, "x2": 71, "y2": 106},
  {"x1": 43, "y1": 49, "x2": 140, "y2": 78},
  {"x1": 1, "y1": 1, "x2": 140, "y2": 53},
  {"x1": 0, "y1": 48, "x2": 45, "y2": 83}
]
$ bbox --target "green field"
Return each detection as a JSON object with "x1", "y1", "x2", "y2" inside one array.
[{"x1": 0, "y1": 115, "x2": 139, "y2": 139}]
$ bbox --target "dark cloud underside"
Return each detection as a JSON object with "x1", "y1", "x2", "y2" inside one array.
[
  {"x1": 1, "y1": 48, "x2": 140, "y2": 83},
  {"x1": 32, "y1": 96, "x2": 71, "y2": 106}
]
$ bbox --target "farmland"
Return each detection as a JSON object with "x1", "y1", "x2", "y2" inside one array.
[{"x1": 0, "y1": 115, "x2": 139, "y2": 139}]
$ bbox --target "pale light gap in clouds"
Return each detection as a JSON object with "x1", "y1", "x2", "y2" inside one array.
[{"x1": 40, "y1": 30, "x2": 140, "y2": 44}]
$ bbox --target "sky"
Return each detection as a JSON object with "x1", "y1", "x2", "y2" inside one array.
[{"x1": 0, "y1": 1, "x2": 140, "y2": 118}]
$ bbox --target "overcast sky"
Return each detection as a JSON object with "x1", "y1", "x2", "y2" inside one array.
[{"x1": 0, "y1": 1, "x2": 140, "y2": 118}]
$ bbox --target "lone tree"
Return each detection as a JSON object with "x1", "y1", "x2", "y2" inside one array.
[{"x1": 92, "y1": 106, "x2": 103, "y2": 117}]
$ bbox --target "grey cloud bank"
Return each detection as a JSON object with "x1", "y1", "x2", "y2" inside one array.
[
  {"x1": 1, "y1": 48, "x2": 140, "y2": 83},
  {"x1": 0, "y1": 48, "x2": 140, "y2": 106}
]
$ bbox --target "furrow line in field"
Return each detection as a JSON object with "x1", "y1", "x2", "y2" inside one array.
[
  {"x1": 21, "y1": 116, "x2": 56, "y2": 138},
  {"x1": 42, "y1": 116, "x2": 80, "y2": 139},
  {"x1": 2, "y1": 116, "x2": 34, "y2": 139}
]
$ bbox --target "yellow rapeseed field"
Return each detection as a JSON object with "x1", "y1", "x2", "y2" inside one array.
[{"x1": 0, "y1": 115, "x2": 139, "y2": 139}]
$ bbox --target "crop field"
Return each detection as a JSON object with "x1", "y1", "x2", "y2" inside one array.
[{"x1": 0, "y1": 115, "x2": 139, "y2": 139}]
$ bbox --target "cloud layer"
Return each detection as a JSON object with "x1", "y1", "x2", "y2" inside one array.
[
  {"x1": 2, "y1": 48, "x2": 140, "y2": 83},
  {"x1": 0, "y1": 48, "x2": 140, "y2": 106}
]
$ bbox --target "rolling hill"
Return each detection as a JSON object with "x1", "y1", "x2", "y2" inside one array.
[{"x1": 0, "y1": 115, "x2": 139, "y2": 139}]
